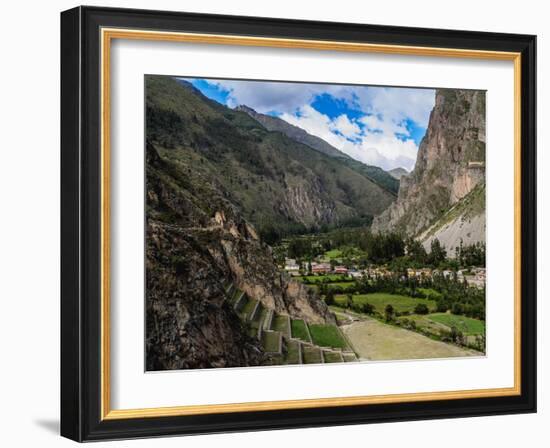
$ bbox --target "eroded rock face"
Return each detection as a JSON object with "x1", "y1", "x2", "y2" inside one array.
[
  {"x1": 146, "y1": 221, "x2": 265, "y2": 371},
  {"x1": 145, "y1": 143, "x2": 333, "y2": 371},
  {"x1": 281, "y1": 181, "x2": 337, "y2": 228},
  {"x1": 371, "y1": 90, "x2": 486, "y2": 238}
]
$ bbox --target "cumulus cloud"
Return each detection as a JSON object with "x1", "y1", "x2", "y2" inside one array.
[
  {"x1": 201, "y1": 79, "x2": 352, "y2": 114},
  {"x1": 283, "y1": 106, "x2": 419, "y2": 171}
]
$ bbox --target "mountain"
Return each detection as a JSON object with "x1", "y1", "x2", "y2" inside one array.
[
  {"x1": 145, "y1": 140, "x2": 334, "y2": 370},
  {"x1": 146, "y1": 75, "x2": 403, "y2": 370},
  {"x1": 371, "y1": 89, "x2": 486, "y2": 254},
  {"x1": 235, "y1": 105, "x2": 350, "y2": 160},
  {"x1": 147, "y1": 76, "x2": 396, "y2": 243},
  {"x1": 236, "y1": 105, "x2": 400, "y2": 195},
  {"x1": 388, "y1": 167, "x2": 409, "y2": 179}
]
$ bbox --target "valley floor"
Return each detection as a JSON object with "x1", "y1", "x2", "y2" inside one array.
[{"x1": 341, "y1": 316, "x2": 481, "y2": 361}]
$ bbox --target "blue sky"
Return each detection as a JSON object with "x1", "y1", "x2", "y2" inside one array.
[{"x1": 180, "y1": 77, "x2": 435, "y2": 171}]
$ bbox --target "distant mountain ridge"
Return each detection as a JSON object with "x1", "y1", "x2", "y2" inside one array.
[
  {"x1": 388, "y1": 167, "x2": 409, "y2": 179},
  {"x1": 235, "y1": 105, "x2": 351, "y2": 160}
]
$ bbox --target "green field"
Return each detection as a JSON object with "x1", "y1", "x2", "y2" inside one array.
[
  {"x1": 324, "y1": 249, "x2": 343, "y2": 259},
  {"x1": 308, "y1": 324, "x2": 348, "y2": 349},
  {"x1": 327, "y1": 282, "x2": 356, "y2": 289},
  {"x1": 428, "y1": 313, "x2": 485, "y2": 335},
  {"x1": 291, "y1": 319, "x2": 310, "y2": 342},
  {"x1": 306, "y1": 282, "x2": 356, "y2": 293},
  {"x1": 397, "y1": 314, "x2": 448, "y2": 336},
  {"x1": 297, "y1": 274, "x2": 352, "y2": 283},
  {"x1": 334, "y1": 293, "x2": 436, "y2": 314},
  {"x1": 418, "y1": 288, "x2": 443, "y2": 301}
]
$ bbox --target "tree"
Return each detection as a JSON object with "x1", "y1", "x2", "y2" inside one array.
[
  {"x1": 451, "y1": 303, "x2": 464, "y2": 315},
  {"x1": 325, "y1": 289, "x2": 335, "y2": 306},
  {"x1": 362, "y1": 303, "x2": 375, "y2": 315},
  {"x1": 414, "y1": 303, "x2": 429, "y2": 315},
  {"x1": 428, "y1": 238, "x2": 447, "y2": 266},
  {"x1": 384, "y1": 304, "x2": 395, "y2": 322},
  {"x1": 406, "y1": 238, "x2": 428, "y2": 265},
  {"x1": 345, "y1": 293, "x2": 353, "y2": 309}
]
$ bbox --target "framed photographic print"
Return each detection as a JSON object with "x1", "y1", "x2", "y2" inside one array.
[{"x1": 60, "y1": 6, "x2": 537, "y2": 442}]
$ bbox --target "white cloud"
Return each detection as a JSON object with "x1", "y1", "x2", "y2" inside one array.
[
  {"x1": 343, "y1": 134, "x2": 419, "y2": 171},
  {"x1": 332, "y1": 115, "x2": 362, "y2": 140},
  {"x1": 352, "y1": 87, "x2": 435, "y2": 127},
  {"x1": 281, "y1": 106, "x2": 348, "y2": 149},
  {"x1": 194, "y1": 78, "x2": 435, "y2": 171},
  {"x1": 278, "y1": 86, "x2": 434, "y2": 170},
  {"x1": 360, "y1": 114, "x2": 409, "y2": 136},
  {"x1": 203, "y1": 79, "x2": 352, "y2": 114},
  {"x1": 282, "y1": 106, "x2": 419, "y2": 171}
]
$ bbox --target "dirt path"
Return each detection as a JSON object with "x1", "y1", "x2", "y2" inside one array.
[{"x1": 341, "y1": 318, "x2": 480, "y2": 361}]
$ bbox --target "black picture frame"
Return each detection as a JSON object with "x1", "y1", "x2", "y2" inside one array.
[{"x1": 61, "y1": 5, "x2": 536, "y2": 442}]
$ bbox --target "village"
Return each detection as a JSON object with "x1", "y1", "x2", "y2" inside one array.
[{"x1": 282, "y1": 257, "x2": 486, "y2": 288}]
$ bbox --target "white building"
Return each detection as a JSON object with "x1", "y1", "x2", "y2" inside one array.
[{"x1": 284, "y1": 258, "x2": 300, "y2": 276}]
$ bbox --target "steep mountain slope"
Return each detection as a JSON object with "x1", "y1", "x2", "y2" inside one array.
[
  {"x1": 418, "y1": 183, "x2": 485, "y2": 253},
  {"x1": 388, "y1": 167, "x2": 409, "y2": 179},
  {"x1": 371, "y1": 89, "x2": 486, "y2": 252},
  {"x1": 236, "y1": 105, "x2": 399, "y2": 195},
  {"x1": 146, "y1": 142, "x2": 334, "y2": 371},
  {"x1": 147, "y1": 76, "x2": 395, "y2": 242},
  {"x1": 235, "y1": 104, "x2": 350, "y2": 160}
]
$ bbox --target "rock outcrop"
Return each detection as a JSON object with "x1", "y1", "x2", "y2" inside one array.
[
  {"x1": 145, "y1": 142, "x2": 334, "y2": 371},
  {"x1": 371, "y1": 89, "x2": 486, "y2": 250}
]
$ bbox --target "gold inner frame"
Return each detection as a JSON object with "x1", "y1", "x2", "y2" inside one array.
[{"x1": 100, "y1": 27, "x2": 522, "y2": 420}]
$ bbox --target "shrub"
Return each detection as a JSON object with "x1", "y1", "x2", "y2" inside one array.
[
  {"x1": 414, "y1": 303, "x2": 429, "y2": 315},
  {"x1": 384, "y1": 304, "x2": 395, "y2": 322},
  {"x1": 362, "y1": 303, "x2": 375, "y2": 315}
]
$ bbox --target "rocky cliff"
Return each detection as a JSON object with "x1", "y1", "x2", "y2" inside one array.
[
  {"x1": 145, "y1": 139, "x2": 334, "y2": 371},
  {"x1": 371, "y1": 89, "x2": 486, "y2": 253}
]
